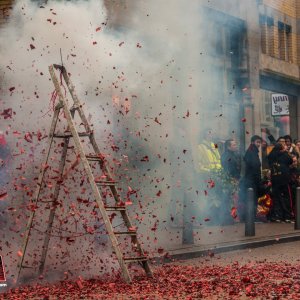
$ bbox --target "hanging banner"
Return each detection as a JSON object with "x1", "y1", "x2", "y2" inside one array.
[{"x1": 271, "y1": 94, "x2": 289, "y2": 116}]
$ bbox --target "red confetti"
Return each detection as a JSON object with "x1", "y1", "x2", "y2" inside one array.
[
  {"x1": 207, "y1": 179, "x2": 215, "y2": 188},
  {"x1": 4, "y1": 263, "x2": 300, "y2": 299},
  {"x1": 37, "y1": 130, "x2": 42, "y2": 141},
  {"x1": 128, "y1": 226, "x2": 136, "y2": 231},
  {"x1": 1, "y1": 108, "x2": 13, "y2": 119},
  {"x1": 24, "y1": 132, "x2": 33, "y2": 143},
  {"x1": 231, "y1": 207, "x2": 238, "y2": 219},
  {"x1": 96, "y1": 27, "x2": 101, "y2": 32},
  {"x1": 0, "y1": 192, "x2": 8, "y2": 201},
  {"x1": 154, "y1": 117, "x2": 161, "y2": 125},
  {"x1": 241, "y1": 118, "x2": 246, "y2": 122},
  {"x1": 76, "y1": 279, "x2": 83, "y2": 289}
]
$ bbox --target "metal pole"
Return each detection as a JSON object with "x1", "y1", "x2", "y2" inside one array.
[
  {"x1": 245, "y1": 188, "x2": 255, "y2": 236},
  {"x1": 295, "y1": 187, "x2": 300, "y2": 230},
  {"x1": 182, "y1": 197, "x2": 194, "y2": 244}
]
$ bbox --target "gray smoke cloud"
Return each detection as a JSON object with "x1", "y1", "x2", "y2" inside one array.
[{"x1": 0, "y1": 0, "x2": 243, "y2": 286}]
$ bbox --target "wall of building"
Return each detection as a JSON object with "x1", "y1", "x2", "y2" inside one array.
[
  {"x1": 259, "y1": 0, "x2": 300, "y2": 142},
  {"x1": 264, "y1": 0, "x2": 297, "y2": 18}
]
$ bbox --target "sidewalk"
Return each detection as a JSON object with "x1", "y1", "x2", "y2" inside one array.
[{"x1": 165, "y1": 222, "x2": 300, "y2": 260}]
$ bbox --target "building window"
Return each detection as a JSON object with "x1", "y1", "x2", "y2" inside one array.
[
  {"x1": 261, "y1": 90, "x2": 273, "y2": 125},
  {"x1": 260, "y1": 15, "x2": 275, "y2": 57},
  {"x1": 278, "y1": 22, "x2": 293, "y2": 62}
]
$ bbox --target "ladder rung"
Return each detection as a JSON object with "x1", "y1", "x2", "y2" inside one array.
[
  {"x1": 95, "y1": 180, "x2": 117, "y2": 186},
  {"x1": 19, "y1": 265, "x2": 35, "y2": 269},
  {"x1": 86, "y1": 155, "x2": 104, "y2": 161},
  {"x1": 53, "y1": 132, "x2": 92, "y2": 138},
  {"x1": 123, "y1": 256, "x2": 148, "y2": 263},
  {"x1": 114, "y1": 231, "x2": 137, "y2": 236},
  {"x1": 105, "y1": 206, "x2": 126, "y2": 211}
]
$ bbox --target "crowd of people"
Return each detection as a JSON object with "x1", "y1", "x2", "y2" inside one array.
[{"x1": 197, "y1": 128, "x2": 300, "y2": 224}]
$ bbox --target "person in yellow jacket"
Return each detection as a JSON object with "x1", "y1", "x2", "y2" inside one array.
[
  {"x1": 197, "y1": 129, "x2": 221, "y2": 173},
  {"x1": 197, "y1": 128, "x2": 222, "y2": 224}
]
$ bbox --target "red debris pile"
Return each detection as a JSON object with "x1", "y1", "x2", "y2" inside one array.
[{"x1": 2, "y1": 262, "x2": 300, "y2": 299}]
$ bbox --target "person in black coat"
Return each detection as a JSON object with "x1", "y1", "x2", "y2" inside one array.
[
  {"x1": 221, "y1": 139, "x2": 241, "y2": 180},
  {"x1": 244, "y1": 135, "x2": 262, "y2": 191},
  {"x1": 239, "y1": 135, "x2": 262, "y2": 221},
  {"x1": 221, "y1": 139, "x2": 241, "y2": 224},
  {"x1": 268, "y1": 142, "x2": 293, "y2": 222}
]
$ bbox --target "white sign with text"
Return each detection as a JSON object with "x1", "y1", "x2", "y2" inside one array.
[{"x1": 271, "y1": 94, "x2": 289, "y2": 116}]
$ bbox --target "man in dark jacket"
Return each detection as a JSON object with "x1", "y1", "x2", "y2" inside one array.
[
  {"x1": 221, "y1": 139, "x2": 241, "y2": 224},
  {"x1": 244, "y1": 135, "x2": 262, "y2": 191},
  {"x1": 221, "y1": 139, "x2": 241, "y2": 179},
  {"x1": 239, "y1": 135, "x2": 262, "y2": 221},
  {"x1": 268, "y1": 142, "x2": 293, "y2": 222}
]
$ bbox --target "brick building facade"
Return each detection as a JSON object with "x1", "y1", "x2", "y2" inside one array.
[{"x1": 257, "y1": 0, "x2": 300, "y2": 145}]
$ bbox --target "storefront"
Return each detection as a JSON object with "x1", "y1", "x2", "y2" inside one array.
[{"x1": 259, "y1": 72, "x2": 300, "y2": 169}]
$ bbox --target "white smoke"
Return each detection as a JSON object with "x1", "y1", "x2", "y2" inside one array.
[{"x1": 0, "y1": 0, "x2": 243, "y2": 285}]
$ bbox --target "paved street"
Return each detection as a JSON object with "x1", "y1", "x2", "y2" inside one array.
[{"x1": 3, "y1": 241, "x2": 300, "y2": 299}]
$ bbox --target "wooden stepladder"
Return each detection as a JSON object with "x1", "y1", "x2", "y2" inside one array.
[{"x1": 17, "y1": 64, "x2": 152, "y2": 283}]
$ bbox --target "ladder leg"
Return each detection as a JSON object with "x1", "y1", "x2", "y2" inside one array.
[
  {"x1": 142, "y1": 261, "x2": 153, "y2": 278},
  {"x1": 17, "y1": 107, "x2": 61, "y2": 282},
  {"x1": 38, "y1": 137, "x2": 70, "y2": 275}
]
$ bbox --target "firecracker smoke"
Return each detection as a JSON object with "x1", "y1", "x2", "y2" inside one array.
[{"x1": 0, "y1": 0, "x2": 243, "y2": 286}]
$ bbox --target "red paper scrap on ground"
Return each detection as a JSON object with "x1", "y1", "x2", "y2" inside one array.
[
  {"x1": 4, "y1": 262, "x2": 300, "y2": 299},
  {"x1": 0, "y1": 192, "x2": 8, "y2": 201}
]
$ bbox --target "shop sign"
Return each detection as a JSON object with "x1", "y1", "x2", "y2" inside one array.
[{"x1": 271, "y1": 94, "x2": 289, "y2": 116}]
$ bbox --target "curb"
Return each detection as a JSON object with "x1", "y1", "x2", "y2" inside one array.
[{"x1": 159, "y1": 232, "x2": 300, "y2": 263}]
